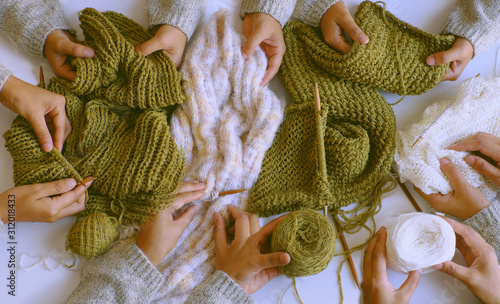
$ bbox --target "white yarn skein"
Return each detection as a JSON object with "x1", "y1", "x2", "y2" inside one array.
[{"x1": 386, "y1": 213, "x2": 456, "y2": 274}]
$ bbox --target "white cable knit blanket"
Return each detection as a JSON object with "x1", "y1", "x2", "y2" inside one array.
[
  {"x1": 395, "y1": 76, "x2": 500, "y2": 200},
  {"x1": 154, "y1": 9, "x2": 284, "y2": 303}
]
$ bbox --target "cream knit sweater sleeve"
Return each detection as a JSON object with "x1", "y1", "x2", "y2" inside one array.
[
  {"x1": 442, "y1": 0, "x2": 500, "y2": 56},
  {"x1": 464, "y1": 202, "x2": 500, "y2": 263},
  {"x1": 291, "y1": 0, "x2": 340, "y2": 27},
  {"x1": 147, "y1": 0, "x2": 206, "y2": 39},
  {"x1": 0, "y1": 63, "x2": 12, "y2": 91},
  {"x1": 240, "y1": 0, "x2": 298, "y2": 27}
]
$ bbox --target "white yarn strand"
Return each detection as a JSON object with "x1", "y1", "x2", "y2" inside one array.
[{"x1": 385, "y1": 213, "x2": 455, "y2": 274}]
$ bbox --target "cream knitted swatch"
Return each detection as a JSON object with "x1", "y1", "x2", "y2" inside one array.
[
  {"x1": 155, "y1": 9, "x2": 284, "y2": 303},
  {"x1": 395, "y1": 77, "x2": 500, "y2": 199}
]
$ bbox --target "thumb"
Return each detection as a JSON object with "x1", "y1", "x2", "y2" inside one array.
[
  {"x1": 29, "y1": 114, "x2": 53, "y2": 152},
  {"x1": 241, "y1": 31, "x2": 265, "y2": 60},
  {"x1": 135, "y1": 37, "x2": 162, "y2": 56},
  {"x1": 398, "y1": 269, "x2": 422, "y2": 297},
  {"x1": 426, "y1": 46, "x2": 462, "y2": 66},
  {"x1": 433, "y1": 261, "x2": 470, "y2": 283},
  {"x1": 172, "y1": 204, "x2": 200, "y2": 235},
  {"x1": 258, "y1": 252, "x2": 290, "y2": 270},
  {"x1": 60, "y1": 40, "x2": 94, "y2": 58}
]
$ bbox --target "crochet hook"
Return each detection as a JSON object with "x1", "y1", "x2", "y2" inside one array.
[
  {"x1": 218, "y1": 189, "x2": 247, "y2": 197},
  {"x1": 391, "y1": 167, "x2": 422, "y2": 212},
  {"x1": 334, "y1": 217, "x2": 361, "y2": 289}
]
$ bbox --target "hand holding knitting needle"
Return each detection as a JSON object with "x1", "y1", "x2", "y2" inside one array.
[
  {"x1": 242, "y1": 12, "x2": 286, "y2": 86},
  {"x1": 426, "y1": 37, "x2": 473, "y2": 81},
  {"x1": 214, "y1": 205, "x2": 290, "y2": 295},
  {"x1": 320, "y1": 1, "x2": 369, "y2": 54},
  {"x1": 135, "y1": 24, "x2": 187, "y2": 68}
]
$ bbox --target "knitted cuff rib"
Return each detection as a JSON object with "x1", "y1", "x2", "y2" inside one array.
[
  {"x1": 187, "y1": 271, "x2": 253, "y2": 304},
  {"x1": 0, "y1": 63, "x2": 12, "y2": 92},
  {"x1": 464, "y1": 203, "x2": 500, "y2": 263},
  {"x1": 240, "y1": 0, "x2": 298, "y2": 27},
  {"x1": 147, "y1": 0, "x2": 205, "y2": 39},
  {"x1": 291, "y1": 0, "x2": 340, "y2": 27}
]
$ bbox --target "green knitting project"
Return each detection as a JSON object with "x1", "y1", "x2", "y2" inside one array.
[
  {"x1": 3, "y1": 8, "x2": 186, "y2": 258},
  {"x1": 248, "y1": 1, "x2": 453, "y2": 229}
]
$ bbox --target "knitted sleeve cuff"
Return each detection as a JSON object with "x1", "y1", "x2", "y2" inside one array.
[
  {"x1": 0, "y1": 63, "x2": 13, "y2": 92},
  {"x1": 291, "y1": 0, "x2": 341, "y2": 27},
  {"x1": 240, "y1": 0, "x2": 298, "y2": 27},
  {"x1": 0, "y1": 0, "x2": 72, "y2": 57},
  {"x1": 0, "y1": 217, "x2": 4, "y2": 234},
  {"x1": 463, "y1": 202, "x2": 500, "y2": 261},
  {"x1": 185, "y1": 270, "x2": 254, "y2": 304},
  {"x1": 441, "y1": 0, "x2": 500, "y2": 57},
  {"x1": 147, "y1": 0, "x2": 205, "y2": 39}
]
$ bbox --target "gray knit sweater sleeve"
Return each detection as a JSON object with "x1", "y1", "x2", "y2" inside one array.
[
  {"x1": 291, "y1": 0, "x2": 340, "y2": 27},
  {"x1": 147, "y1": 0, "x2": 206, "y2": 39},
  {"x1": 64, "y1": 242, "x2": 164, "y2": 304},
  {"x1": 0, "y1": 63, "x2": 12, "y2": 92},
  {"x1": 0, "y1": 0, "x2": 71, "y2": 57},
  {"x1": 240, "y1": 0, "x2": 298, "y2": 27},
  {"x1": 463, "y1": 202, "x2": 500, "y2": 263},
  {"x1": 184, "y1": 270, "x2": 254, "y2": 304},
  {"x1": 442, "y1": 0, "x2": 500, "y2": 56}
]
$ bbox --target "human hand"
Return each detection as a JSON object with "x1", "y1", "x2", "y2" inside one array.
[
  {"x1": 44, "y1": 29, "x2": 95, "y2": 81},
  {"x1": 363, "y1": 227, "x2": 422, "y2": 304},
  {"x1": 433, "y1": 216, "x2": 500, "y2": 304},
  {"x1": 320, "y1": 1, "x2": 369, "y2": 54},
  {"x1": 242, "y1": 12, "x2": 286, "y2": 86},
  {"x1": 214, "y1": 205, "x2": 290, "y2": 294},
  {"x1": 450, "y1": 132, "x2": 500, "y2": 186},
  {"x1": 415, "y1": 157, "x2": 491, "y2": 220},
  {"x1": 135, "y1": 24, "x2": 187, "y2": 68},
  {"x1": 136, "y1": 181, "x2": 205, "y2": 267},
  {"x1": 426, "y1": 37, "x2": 473, "y2": 81},
  {"x1": 0, "y1": 177, "x2": 93, "y2": 223},
  {"x1": 0, "y1": 76, "x2": 71, "y2": 152}
]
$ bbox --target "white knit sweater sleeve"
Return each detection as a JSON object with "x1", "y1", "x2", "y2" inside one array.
[
  {"x1": 442, "y1": 0, "x2": 500, "y2": 56},
  {"x1": 291, "y1": 0, "x2": 340, "y2": 27},
  {"x1": 0, "y1": 0, "x2": 71, "y2": 57},
  {"x1": 0, "y1": 62, "x2": 13, "y2": 92},
  {"x1": 463, "y1": 202, "x2": 500, "y2": 263},
  {"x1": 147, "y1": 0, "x2": 206, "y2": 39},
  {"x1": 240, "y1": 0, "x2": 298, "y2": 27}
]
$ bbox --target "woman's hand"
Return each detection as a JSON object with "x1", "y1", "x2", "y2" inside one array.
[
  {"x1": 426, "y1": 37, "x2": 473, "y2": 81},
  {"x1": 135, "y1": 24, "x2": 187, "y2": 68}
]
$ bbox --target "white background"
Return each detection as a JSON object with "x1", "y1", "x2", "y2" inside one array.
[{"x1": 1, "y1": 0, "x2": 499, "y2": 303}]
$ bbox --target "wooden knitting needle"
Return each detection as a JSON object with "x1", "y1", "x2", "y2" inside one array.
[
  {"x1": 334, "y1": 217, "x2": 361, "y2": 289},
  {"x1": 314, "y1": 83, "x2": 321, "y2": 118},
  {"x1": 39, "y1": 66, "x2": 45, "y2": 83},
  {"x1": 391, "y1": 167, "x2": 422, "y2": 212},
  {"x1": 218, "y1": 189, "x2": 247, "y2": 197}
]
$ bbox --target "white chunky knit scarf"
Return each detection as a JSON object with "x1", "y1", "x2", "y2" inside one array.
[
  {"x1": 153, "y1": 9, "x2": 284, "y2": 303},
  {"x1": 395, "y1": 76, "x2": 500, "y2": 200}
]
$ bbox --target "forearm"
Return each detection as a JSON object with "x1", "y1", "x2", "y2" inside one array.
[
  {"x1": 442, "y1": 0, "x2": 500, "y2": 57},
  {"x1": 464, "y1": 202, "x2": 500, "y2": 263},
  {"x1": 147, "y1": 0, "x2": 206, "y2": 40},
  {"x1": 184, "y1": 270, "x2": 254, "y2": 304},
  {"x1": 64, "y1": 241, "x2": 164, "y2": 304},
  {"x1": 0, "y1": 0, "x2": 71, "y2": 57},
  {"x1": 240, "y1": 0, "x2": 298, "y2": 27},
  {"x1": 291, "y1": 0, "x2": 340, "y2": 27}
]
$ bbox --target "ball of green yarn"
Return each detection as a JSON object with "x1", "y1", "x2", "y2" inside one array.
[
  {"x1": 271, "y1": 209, "x2": 336, "y2": 277},
  {"x1": 66, "y1": 212, "x2": 119, "y2": 258}
]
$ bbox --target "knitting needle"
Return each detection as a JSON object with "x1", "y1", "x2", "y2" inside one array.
[
  {"x1": 314, "y1": 83, "x2": 321, "y2": 118},
  {"x1": 39, "y1": 66, "x2": 45, "y2": 83},
  {"x1": 218, "y1": 189, "x2": 247, "y2": 197},
  {"x1": 391, "y1": 167, "x2": 422, "y2": 212},
  {"x1": 334, "y1": 217, "x2": 361, "y2": 289}
]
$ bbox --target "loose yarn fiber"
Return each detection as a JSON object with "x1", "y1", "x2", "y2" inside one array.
[
  {"x1": 271, "y1": 209, "x2": 336, "y2": 277},
  {"x1": 3, "y1": 8, "x2": 186, "y2": 258},
  {"x1": 386, "y1": 213, "x2": 456, "y2": 273},
  {"x1": 395, "y1": 77, "x2": 500, "y2": 200},
  {"x1": 156, "y1": 10, "x2": 284, "y2": 303}
]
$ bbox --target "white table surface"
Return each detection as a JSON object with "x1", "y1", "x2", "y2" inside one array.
[{"x1": 1, "y1": 0, "x2": 499, "y2": 303}]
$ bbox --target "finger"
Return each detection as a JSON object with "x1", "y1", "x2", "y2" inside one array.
[
  {"x1": 432, "y1": 261, "x2": 470, "y2": 283},
  {"x1": 439, "y1": 158, "x2": 469, "y2": 190},
  {"x1": 35, "y1": 178, "x2": 78, "y2": 197},
  {"x1": 397, "y1": 269, "x2": 422, "y2": 298},
  {"x1": 59, "y1": 40, "x2": 94, "y2": 58},
  {"x1": 335, "y1": 5, "x2": 369, "y2": 45},
  {"x1": 248, "y1": 212, "x2": 261, "y2": 235},
  {"x1": 176, "y1": 181, "x2": 206, "y2": 194},
  {"x1": 441, "y1": 62, "x2": 462, "y2": 82},
  {"x1": 227, "y1": 205, "x2": 251, "y2": 243},
  {"x1": 241, "y1": 31, "x2": 266, "y2": 59},
  {"x1": 450, "y1": 133, "x2": 500, "y2": 154},
  {"x1": 323, "y1": 22, "x2": 351, "y2": 54},
  {"x1": 261, "y1": 50, "x2": 283, "y2": 86},
  {"x1": 135, "y1": 37, "x2": 162, "y2": 57},
  {"x1": 426, "y1": 46, "x2": 463, "y2": 66},
  {"x1": 169, "y1": 189, "x2": 205, "y2": 212},
  {"x1": 46, "y1": 183, "x2": 90, "y2": 220},
  {"x1": 55, "y1": 64, "x2": 77, "y2": 81},
  {"x1": 29, "y1": 114, "x2": 54, "y2": 152},
  {"x1": 440, "y1": 216, "x2": 490, "y2": 253},
  {"x1": 257, "y1": 252, "x2": 291, "y2": 270},
  {"x1": 214, "y1": 212, "x2": 228, "y2": 254},
  {"x1": 465, "y1": 155, "x2": 500, "y2": 181},
  {"x1": 172, "y1": 204, "x2": 200, "y2": 233},
  {"x1": 253, "y1": 213, "x2": 289, "y2": 247},
  {"x1": 50, "y1": 107, "x2": 69, "y2": 152},
  {"x1": 371, "y1": 227, "x2": 388, "y2": 279},
  {"x1": 363, "y1": 227, "x2": 382, "y2": 280}
]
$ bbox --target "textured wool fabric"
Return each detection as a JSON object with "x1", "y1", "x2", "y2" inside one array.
[
  {"x1": 147, "y1": 0, "x2": 206, "y2": 39},
  {"x1": 155, "y1": 9, "x2": 284, "y2": 303},
  {"x1": 3, "y1": 8, "x2": 186, "y2": 258},
  {"x1": 248, "y1": 1, "x2": 452, "y2": 226},
  {"x1": 394, "y1": 77, "x2": 500, "y2": 200}
]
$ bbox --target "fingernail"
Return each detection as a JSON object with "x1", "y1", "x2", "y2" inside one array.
[
  {"x1": 80, "y1": 176, "x2": 96, "y2": 187},
  {"x1": 42, "y1": 143, "x2": 52, "y2": 152},
  {"x1": 241, "y1": 52, "x2": 248, "y2": 60},
  {"x1": 84, "y1": 48, "x2": 94, "y2": 57},
  {"x1": 359, "y1": 34, "x2": 369, "y2": 44},
  {"x1": 67, "y1": 178, "x2": 77, "y2": 188},
  {"x1": 427, "y1": 56, "x2": 435, "y2": 66},
  {"x1": 439, "y1": 158, "x2": 450, "y2": 166},
  {"x1": 465, "y1": 155, "x2": 475, "y2": 166},
  {"x1": 433, "y1": 263, "x2": 443, "y2": 270}
]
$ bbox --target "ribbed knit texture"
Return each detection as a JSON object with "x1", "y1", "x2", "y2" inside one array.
[
  {"x1": 292, "y1": 0, "x2": 340, "y2": 27},
  {"x1": 248, "y1": 1, "x2": 452, "y2": 226},
  {"x1": 395, "y1": 77, "x2": 500, "y2": 200},
  {"x1": 147, "y1": 0, "x2": 206, "y2": 39},
  {"x1": 240, "y1": 0, "x2": 297, "y2": 27},
  {"x1": 3, "y1": 8, "x2": 186, "y2": 258},
  {"x1": 157, "y1": 9, "x2": 284, "y2": 303},
  {"x1": 464, "y1": 202, "x2": 500, "y2": 264}
]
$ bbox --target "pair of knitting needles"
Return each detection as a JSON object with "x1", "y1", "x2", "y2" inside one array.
[
  {"x1": 315, "y1": 83, "x2": 361, "y2": 289},
  {"x1": 391, "y1": 167, "x2": 422, "y2": 212}
]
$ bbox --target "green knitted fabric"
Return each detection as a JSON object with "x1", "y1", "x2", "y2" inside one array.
[
  {"x1": 248, "y1": 1, "x2": 452, "y2": 227},
  {"x1": 3, "y1": 8, "x2": 185, "y2": 258}
]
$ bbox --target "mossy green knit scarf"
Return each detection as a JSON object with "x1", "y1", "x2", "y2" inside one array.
[
  {"x1": 247, "y1": 1, "x2": 455, "y2": 230},
  {"x1": 3, "y1": 8, "x2": 186, "y2": 258}
]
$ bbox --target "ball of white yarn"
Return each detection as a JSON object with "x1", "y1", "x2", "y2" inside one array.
[{"x1": 385, "y1": 213, "x2": 456, "y2": 274}]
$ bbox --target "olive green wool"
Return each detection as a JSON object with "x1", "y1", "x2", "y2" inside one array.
[
  {"x1": 3, "y1": 8, "x2": 186, "y2": 258},
  {"x1": 247, "y1": 1, "x2": 454, "y2": 228}
]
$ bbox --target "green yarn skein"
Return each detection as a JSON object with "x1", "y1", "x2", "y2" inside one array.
[{"x1": 271, "y1": 209, "x2": 336, "y2": 277}]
